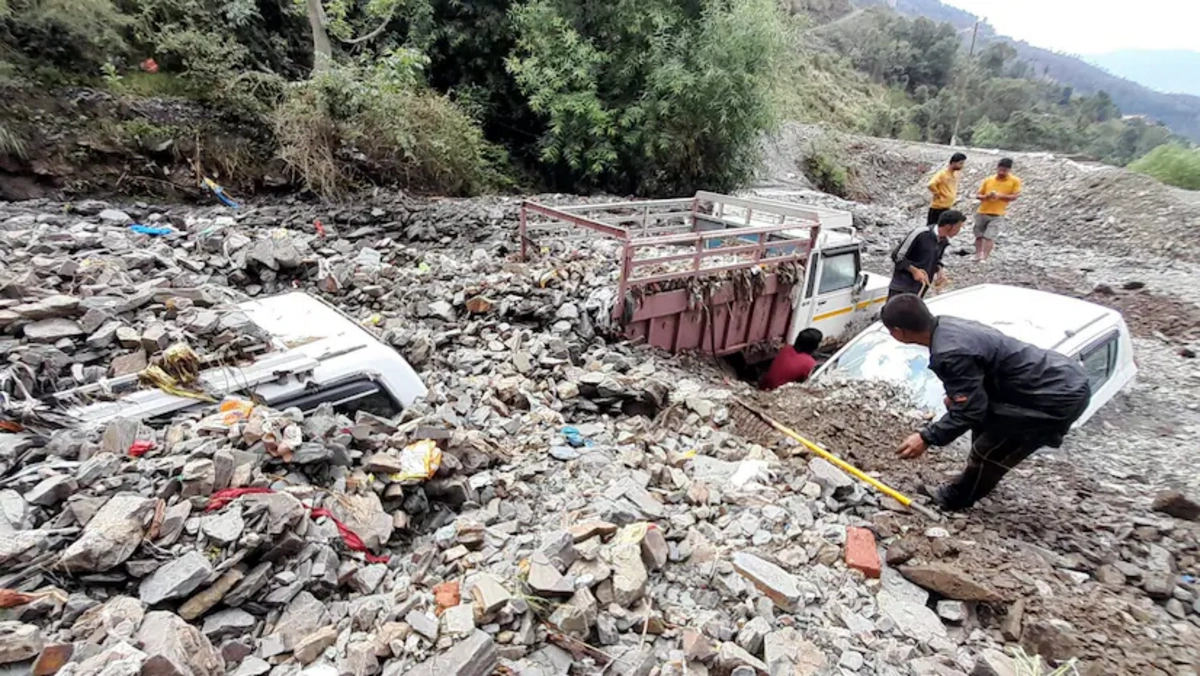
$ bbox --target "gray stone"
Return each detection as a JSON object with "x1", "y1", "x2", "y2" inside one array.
[
  {"x1": 25, "y1": 474, "x2": 77, "y2": 507},
  {"x1": 23, "y1": 318, "x2": 84, "y2": 343},
  {"x1": 736, "y1": 616, "x2": 771, "y2": 656},
  {"x1": 406, "y1": 630, "x2": 497, "y2": 676},
  {"x1": 101, "y1": 418, "x2": 140, "y2": 455},
  {"x1": 937, "y1": 600, "x2": 968, "y2": 623},
  {"x1": 469, "y1": 574, "x2": 512, "y2": 615},
  {"x1": 75, "y1": 452, "x2": 122, "y2": 487},
  {"x1": 202, "y1": 608, "x2": 256, "y2": 641},
  {"x1": 610, "y1": 542, "x2": 648, "y2": 608},
  {"x1": 716, "y1": 642, "x2": 768, "y2": 675},
  {"x1": 877, "y1": 590, "x2": 947, "y2": 643},
  {"x1": 99, "y1": 209, "x2": 132, "y2": 224},
  {"x1": 233, "y1": 656, "x2": 272, "y2": 676},
  {"x1": 116, "y1": 326, "x2": 141, "y2": 349},
  {"x1": 527, "y1": 551, "x2": 574, "y2": 597},
  {"x1": 443, "y1": 604, "x2": 477, "y2": 637},
  {"x1": 327, "y1": 493, "x2": 392, "y2": 551},
  {"x1": 406, "y1": 610, "x2": 439, "y2": 641},
  {"x1": 15, "y1": 295, "x2": 79, "y2": 320},
  {"x1": 0, "y1": 531, "x2": 46, "y2": 568},
  {"x1": 732, "y1": 552, "x2": 802, "y2": 611},
  {"x1": 1152, "y1": 490, "x2": 1200, "y2": 521},
  {"x1": 970, "y1": 649, "x2": 1018, "y2": 676},
  {"x1": 273, "y1": 592, "x2": 330, "y2": 651},
  {"x1": 201, "y1": 507, "x2": 245, "y2": 546},
  {"x1": 59, "y1": 494, "x2": 155, "y2": 572},
  {"x1": 294, "y1": 626, "x2": 338, "y2": 665},
  {"x1": 808, "y1": 457, "x2": 853, "y2": 495},
  {"x1": 764, "y1": 628, "x2": 825, "y2": 676},
  {"x1": 110, "y1": 350, "x2": 148, "y2": 377},
  {"x1": 1143, "y1": 572, "x2": 1176, "y2": 599},
  {"x1": 0, "y1": 621, "x2": 42, "y2": 664},
  {"x1": 154, "y1": 501, "x2": 192, "y2": 547},
  {"x1": 86, "y1": 320, "x2": 122, "y2": 348},
  {"x1": 901, "y1": 564, "x2": 1000, "y2": 602},
  {"x1": 139, "y1": 551, "x2": 214, "y2": 605},
  {"x1": 839, "y1": 650, "x2": 865, "y2": 672},
  {"x1": 351, "y1": 564, "x2": 388, "y2": 594},
  {"x1": 137, "y1": 611, "x2": 223, "y2": 676}
]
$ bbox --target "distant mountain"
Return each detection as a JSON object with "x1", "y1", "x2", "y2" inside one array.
[
  {"x1": 1087, "y1": 50, "x2": 1200, "y2": 97},
  {"x1": 850, "y1": 0, "x2": 1200, "y2": 142}
]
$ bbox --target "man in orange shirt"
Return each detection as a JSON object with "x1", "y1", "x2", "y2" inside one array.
[
  {"x1": 927, "y1": 152, "x2": 966, "y2": 226},
  {"x1": 973, "y1": 158, "x2": 1021, "y2": 262}
]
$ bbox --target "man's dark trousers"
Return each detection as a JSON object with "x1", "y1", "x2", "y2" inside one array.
[{"x1": 937, "y1": 389, "x2": 1091, "y2": 511}]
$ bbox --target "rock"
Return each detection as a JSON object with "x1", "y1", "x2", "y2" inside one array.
[
  {"x1": 610, "y1": 542, "x2": 648, "y2": 607},
  {"x1": 807, "y1": 458, "x2": 853, "y2": 496},
  {"x1": 405, "y1": 629, "x2": 497, "y2": 676},
  {"x1": 527, "y1": 551, "x2": 574, "y2": 597},
  {"x1": 900, "y1": 563, "x2": 1000, "y2": 602},
  {"x1": 406, "y1": 610, "x2": 439, "y2": 641},
  {"x1": 877, "y1": 590, "x2": 947, "y2": 643},
  {"x1": 273, "y1": 592, "x2": 330, "y2": 651},
  {"x1": 444, "y1": 603, "x2": 477, "y2": 636},
  {"x1": 328, "y1": 493, "x2": 392, "y2": 550},
  {"x1": 294, "y1": 626, "x2": 338, "y2": 665},
  {"x1": 715, "y1": 642, "x2": 768, "y2": 675},
  {"x1": 1020, "y1": 620, "x2": 1078, "y2": 662},
  {"x1": 137, "y1": 611, "x2": 223, "y2": 676},
  {"x1": 0, "y1": 622, "x2": 42, "y2": 664},
  {"x1": 26, "y1": 475, "x2": 77, "y2": 507},
  {"x1": 1096, "y1": 564, "x2": 1126, "y2": 586},
  {"x1": 99, "y1": 209, "x2": 132, "y2": 224},
  {"x1": 1142, "y1": 572, "x2": 1176, "y2": 599},
  {"x1": 154, "y1": 502, "x2": 192, "y2": 547},
  {"x1": 1152, "y1": 490, "x2": 1200, "y2": 521},
  {"x1": 736, "y1": 617, "x2": 771, "y2": 656},
  {"x1": 23, "y1": 318, "x2": 84, "y2": 343},
  {"x1": 970, "y1": 649, "x2": 1018, "y2": 676},
  {"x1": 200, "y1": 507, "x2": 245, "y2": 546},
  {"x1": 15, "y1": 295, "x2": 79, "y2": 320},
  {"x1": 886, "y1": 538, "x2": 920, "y2": 566},
  {"x1": 838, "y1": 650, "x2": 865, "y2": 672},
  {"x1": 1000, "y1": 599, "x2": 1024, "y2": 642},
  {"x1": 936, "y1": 600, "x2": 968, "y2": 623},
  {"x1": 470, "y1": 574, "x2": 512, "y2": 615},
  {"x1": 732, "y1": 552, "x2": 802, "y2": 611},
  {"x1": 139, "y1": 551, "x2": 214, "y2": 605},
  {"x1": 179, "y1": 567, "x2": 245, "y2": 620},
  {"x1": 351, "y1": 564, "x2": 388, "y2": 594},
  {"x1": 202, "y1": 608, "x2": 256, "y2": 641},
  {"x1": 59, "y1": 494, "x2": 155, "y2": 572},
  {"x1": 641, "y1": 526, "x2": 669, "y2": 571},
  {"x1": 569, "y1": 520, "x2": 618, "y2": 542},
  {"x1": 233, "y1": 657, "x2": 271, "y2": 676},
  {"x1": 845, "y1": 526, "x2": 881, "y2": 578},
  {"x1": 683, "y1": 628, "x2": 714, "y2": 663},
  {"x1": 110, "y1": 350, "x2": 148, "y2": 376},
  {"x1": 763, "y1": 628, "x2": 825, "y2": 676},
  {"x1": 31, "y1": 643, "x2": 74, "y2": 675},
  {"x1": 116, "y1": 326, "x2": 141, "y2": 349}
]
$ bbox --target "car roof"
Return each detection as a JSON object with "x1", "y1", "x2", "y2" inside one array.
[
  {"x1": 238, "y1": 291, "x2": 374, "y2": 356},
  {"x1": 921, "y1": 284, "x2": 1117, "y2": 350}
]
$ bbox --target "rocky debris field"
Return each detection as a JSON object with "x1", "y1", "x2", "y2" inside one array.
[{"x1": 1, "y1": 129, "x2": 1200, "y2": 676}]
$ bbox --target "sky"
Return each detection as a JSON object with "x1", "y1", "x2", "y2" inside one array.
[{"x1": 940, "y1": 0, "x2": 1200, "y2": 55}]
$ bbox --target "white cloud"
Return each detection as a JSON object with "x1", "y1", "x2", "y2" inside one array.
[{"x1": 941, "y1": 0, "x2": 1200, "y2": 54}]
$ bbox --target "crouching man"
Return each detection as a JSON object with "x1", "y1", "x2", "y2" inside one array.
[{"x1": 881, "y1": 294, "x2": 1091, "y2": 511}]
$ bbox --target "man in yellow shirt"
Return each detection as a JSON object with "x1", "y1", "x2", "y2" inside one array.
[
  {"x1": 973, "y1": 157, "x2": 1021, "y2": 262},
  {"x1": 927, "y1": 152, "x2": 966, "y2": 225}
]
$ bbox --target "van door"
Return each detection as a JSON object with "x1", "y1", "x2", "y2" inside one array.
[
  {"x1": 807, "y1": 248, "x2": 863, "y2": 340},
  {"x1": 1074, "y1": 329, "x2": 1130, "y2": 427}
]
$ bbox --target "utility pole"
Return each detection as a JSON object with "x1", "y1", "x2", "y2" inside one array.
[{"x1": 950, "y1": 20, "x2": 979, "y2": 147}]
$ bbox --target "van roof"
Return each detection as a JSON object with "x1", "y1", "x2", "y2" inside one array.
[{"x1": 925, "y1": 284, "x2": 1116, "y2": 350}]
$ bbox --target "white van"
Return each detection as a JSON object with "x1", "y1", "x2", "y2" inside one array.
[
  {"x1": 812, "y1": 284, "x2": 1136, "y2": 427},
  {"x1": 60, "y1": 292, "x2": 427, "y2": 426}
]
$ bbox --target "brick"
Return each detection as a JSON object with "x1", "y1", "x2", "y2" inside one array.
[{"x1": 845, "y1": 527, "x2": 881, "y2": 579}]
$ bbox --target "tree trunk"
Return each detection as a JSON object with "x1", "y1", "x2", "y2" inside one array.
[{"x1": 306, "y1": 0, "x2": 333, "y2": 74}]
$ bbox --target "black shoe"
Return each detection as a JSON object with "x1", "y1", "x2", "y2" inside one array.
[{"x1": 918, "y1": 483, "x2": 969, "y2": 512}]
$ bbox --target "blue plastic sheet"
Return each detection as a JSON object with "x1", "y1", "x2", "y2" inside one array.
[{"x1": 128, "y1": 224, "x2": 174, "y2": 236}]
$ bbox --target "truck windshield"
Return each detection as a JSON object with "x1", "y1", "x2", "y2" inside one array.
[{"x1": 823, "y1": 330, "x2": 945, "y2": 411}]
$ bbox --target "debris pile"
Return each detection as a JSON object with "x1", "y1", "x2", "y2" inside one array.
[{"x1": 0, "y1": 192, "x2": 1198, "y2": 676}]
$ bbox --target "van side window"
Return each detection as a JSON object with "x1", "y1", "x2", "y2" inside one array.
[
  {"x1": 818, "y1": 252, "x2": 859, "y2": 295},
  {"x1": 1080, "y1": 336, "x2": 1118, "y2": 392}
]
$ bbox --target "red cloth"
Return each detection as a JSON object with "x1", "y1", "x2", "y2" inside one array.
[{"x1": 758, "y1": 346, "x2": 816, "y2": 391}]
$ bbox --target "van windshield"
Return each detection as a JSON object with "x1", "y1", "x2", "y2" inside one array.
[{"x1": 821, "y1": 330, "x2": 945, "y2": 411}]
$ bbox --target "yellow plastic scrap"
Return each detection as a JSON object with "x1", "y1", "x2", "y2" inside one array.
[
  {"x1": 138, "y1": 364, "x2": 214, "y2": 402},
  {"x1": 362, "y1": 314, "x2": 382, "y2": 327},
  {"x1": 161, "y1": 342, "x2": 202, "y2": 385},
  {"x1": 392, "y1": 439, "x2": 442, "y2": 482},
  {"x1": 615, "y1": 522, "x2": 649, "y2": 545}
]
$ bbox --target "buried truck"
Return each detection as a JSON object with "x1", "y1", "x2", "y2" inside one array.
[
  {"x1": 520, "y1": 191, "x2": 891, "y2": 363},
  {"x1": 53, "y1": 292, "x2": 427, "y2": 427}
]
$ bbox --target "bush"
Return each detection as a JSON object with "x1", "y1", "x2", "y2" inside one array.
[
  {"x1": 273, "y1": 55, "x2": 503, "y2": 198},
  {"x1": 802, "y1": 143, "x2": 851, "y2": 197},
  {"x1": 1130, "y1": 144, "x2": 1200, "y2": 190}
]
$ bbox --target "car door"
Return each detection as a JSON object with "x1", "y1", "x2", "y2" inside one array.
[
  {"x1": 805, "y1": 247, "x2": 862, "y2": 340},
  {"x1": 1074, "y1": 331, "x2": 1123, "y2": 427}
]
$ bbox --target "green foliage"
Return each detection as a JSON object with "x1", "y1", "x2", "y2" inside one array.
[
  {"x1": 1, "y1": 0, "x2": 129, "y2": 73},
  {"x1": 802, "y1": 142, "x2": 851, "y2": 197},
  {"x1": 506, "y1": 0, "x2": 789, "y2": 194},
  {"x1": 822, "y1": 8, "x2": 959, "y2": 92},
  {"x1": 1130, "y1": 144, "x2": 1200, "y2": 190},
  {"x1": 0, "y1": 123, "x2": 26, "y2": 159},
  {"x1": 274, "y1": 56, "x2": 500, "y2": 198}
]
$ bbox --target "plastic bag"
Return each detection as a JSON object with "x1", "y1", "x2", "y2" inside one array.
[{"x1": 390, "y1": 439, "x2": 442, "y2": 482}]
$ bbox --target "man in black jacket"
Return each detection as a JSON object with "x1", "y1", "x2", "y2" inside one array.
[
  {"x1": 882, "y1": 294, "x2": 1092, "y2": 511},
  {"x1": 888, "y1": 210, "x2": 965, "y2": 300}
]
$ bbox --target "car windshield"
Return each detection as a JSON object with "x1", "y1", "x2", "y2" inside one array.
[{"x1": 821, "y1": 330, "x2": 945, "y2": 411}]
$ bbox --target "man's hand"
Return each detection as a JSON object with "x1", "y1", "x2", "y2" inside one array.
[
  {"x1": 987, "y1": 191, "x2": 998, "y2": 200},
  {"x1": 935, "y1": 270, "x2": 947, "y2": 287},
  {"x1": 897, "y1": 433, "x2": 928, "y2": 460},
  {"x1": 909, "y1": 267, "x2": 930, "y2": 285}
]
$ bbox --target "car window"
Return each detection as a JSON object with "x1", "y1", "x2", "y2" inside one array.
[
  {"x1": 820, "y1": 330, "x2": 944, "y2": 410},
  {"x1": 1080, "y1": 336, "x2": 1118, "y2": 392},
  {"x1": 818, "y1": 252, "x2": 859, "y2": 295}
]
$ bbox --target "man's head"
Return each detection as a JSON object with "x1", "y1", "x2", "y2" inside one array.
[
  {"x1": 881, "y1": 294, "x2": 935, "y2": 346},
  {"x1": 936, "y1": 209, "x2": 966, "y2": 239},
  {"x1": 996, "y1": 157, "x2": 1014, "y2": 179},
  {"x1": 793, "y1": 328, "x2": 823, "y2": 354},
  {"x1": 949, "y1": 152, "x2": 966, "y2": 171}
]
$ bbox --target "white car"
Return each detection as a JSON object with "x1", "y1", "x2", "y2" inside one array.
[
  {"x1": 812, "y1": 284, "x2": 1136, "y2": 427},
  {"x1": 61, "y1": 292, "x2": 427, "y2": 426}
]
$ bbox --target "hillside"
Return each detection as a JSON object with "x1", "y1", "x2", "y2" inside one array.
[
  {"x1": 852, "y1": 0, "x2": 1200, "y2": 142},
  {"x1": 1088, "y1": 50, "x2": 1200, "y2": 97}
]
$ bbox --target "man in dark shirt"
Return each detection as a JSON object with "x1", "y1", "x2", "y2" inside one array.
[
  {"x1": 759, "y1": 328, "x2": 822, "y2": 390},
  {"x1": 888, "y1": 210, "x2": 965, "y2": 300},
  {"x1": 881, "y1": 295, "x2": 1092, "y2": 511}
]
